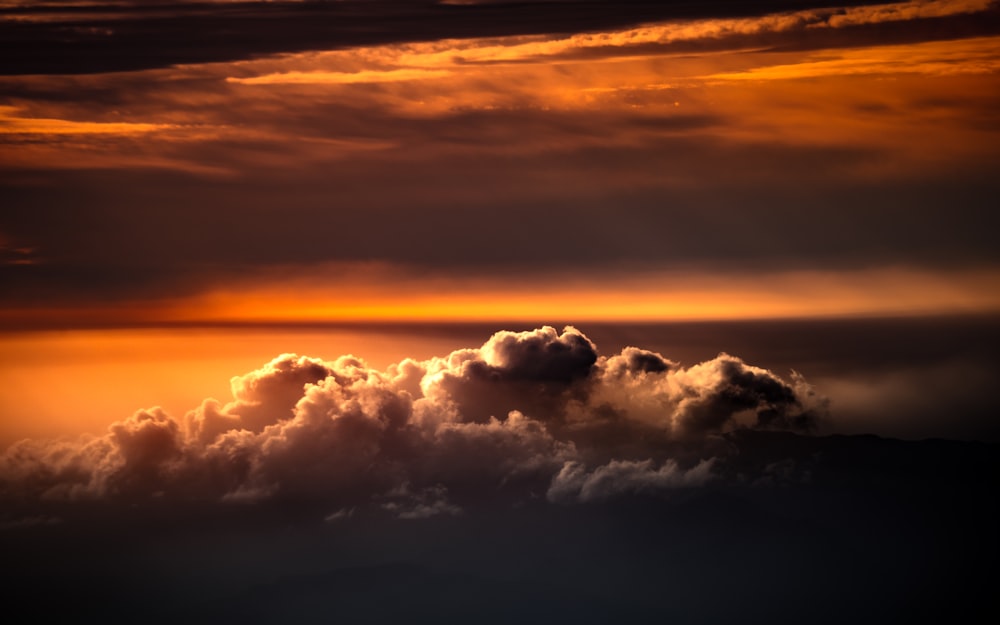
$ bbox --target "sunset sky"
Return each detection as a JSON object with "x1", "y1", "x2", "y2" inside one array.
[
  {"x1": 2, "y1": 0, "x2": 999, "y2": 326},
  {"x1": 1, "y1": 3, "x2": 998, "y2": 622}
]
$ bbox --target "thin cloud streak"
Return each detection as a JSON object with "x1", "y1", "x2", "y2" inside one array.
[
  {"x1": 3, "y1": 0, "x2": 934, "y2": 74},
  {"x1": 0, "y1": 105, "x2": 171, "y2": 135},
  {"x1": 180, "y1": 265, "x2": 1000, "y2": 322},
  {"x1": 220, "y1": 1, "x2": 998, "y2": 83},
  {"x1": 228, "y1": 68, "x2": 453, "y2": 85},
  {"x1": 709, "y1": 35, "x2": 1000, "y2": 80}
]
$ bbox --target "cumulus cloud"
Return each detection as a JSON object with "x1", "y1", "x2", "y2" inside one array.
[
  {"x1": 187, "y1": 354, "x2": 334, "y2": 441},
  {"x1": 0, "y1": 326, "x2": 824, "y2": 512}
]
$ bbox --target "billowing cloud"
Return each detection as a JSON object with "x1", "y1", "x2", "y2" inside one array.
[{"x1": 0, "y1": 326, "x2": 823, "y2": 513}]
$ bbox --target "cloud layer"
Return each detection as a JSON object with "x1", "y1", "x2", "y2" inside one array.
[
  {"x1": 1, "y1": 0, "x2": 922, "y2": 74},
  {"x1": 0, "y1": 326, "x2": 824, "y2": 513},
  {"x1": 3, "y1": 3, "x2": 998, "y2": 320}
]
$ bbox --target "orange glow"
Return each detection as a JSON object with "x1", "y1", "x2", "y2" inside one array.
[
  {"x1": 203, "y1": 36, "x2": 1000, "y2": 180},
  {"x1": 184, "y1": 268, "x2": 1000, "y2": 323},
  {"x1": 3, "y1": 266, "x2": 999, "y2": 329},
  {"x1": 0, "y1": 105, "x2": 170, "y2": 135},
  {"x1": 2, "y1": 0, "x2": 999, "y2": 463},
  {"x1": 3, "y1": 264, "x2": 998, "y2": 446},
  {"x1": 709, "y1": 37, "x2": 1000, "y2": 81},
  {"x1": 0, "y1": 327, "x2": 468, "y2": 446},
  {"x1": 4, "y1": 12, "x2": 996, "y2": 174},
  {"x1": 228, "y1": 68, "x2": 453, "y2": 85},
  {"x1": 221, "y1": 0, "x2": 988, "y2": 73}
]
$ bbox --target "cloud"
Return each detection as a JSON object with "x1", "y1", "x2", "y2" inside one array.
[
  {"x1": 224, "y1": 0, "x2": 997, "y2": 80},
  {"x1": 188, "y1": 353, "x2": 334, "y2": 439},
  {"x1": 547, "y1": 458, "x2": 715, "y2": 503},
  {"x1": 709, "y1": 36, "x2": 1000, "y2": 81},
  {"x1": 0, "y1": 326, "x2": 824, "y2": 510},
  {"x1": 2, "y1": 0, "x2": 910, "y2": 75},
  {"x1": 228, "y1": 69, "x2": 452, "y2": 85},
  {"x1": 379, "y1": 483, "x2": 462, "y2": 519},
  {"x1": 0, "y1": 105, "x2": 171, "y2": 135},
  {"x1": 818, "y1": 0, "x2": 996, "y2": 28}
]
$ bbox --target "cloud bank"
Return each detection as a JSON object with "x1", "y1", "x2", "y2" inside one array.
[{"x1": 0, "y1": 326, "x2": 825, "y2": 514}]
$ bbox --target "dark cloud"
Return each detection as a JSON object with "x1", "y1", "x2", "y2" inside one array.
[
  {"x1": 546, "y1": 457, "x2": 715, "y2": 502},
  {"x1": 0, "y1": 0, "x2": 906, "y2": 75},
  {"x1": 430, "y1": 326, "x2": 598, "y2": 424},
  {"x1": 1, "y1": 414, "x2": 996, "y2": 625},
  {"x1": 378, "y1": 482, "x2": 463, "y2": 519},
  {"x1": 2, "y1": 137, "x2": 997, "y2": 314},
  {"x1": 0, "y1": 326, "x2": 821, "y2": 508}
]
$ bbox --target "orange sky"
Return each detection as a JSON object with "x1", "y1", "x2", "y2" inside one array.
[
  {"x1": 0, "y1": 326, "x2": 480, "y2": 445},
  {"x1": 5, "y1": 265, "x2": 999, "y2": 328}
]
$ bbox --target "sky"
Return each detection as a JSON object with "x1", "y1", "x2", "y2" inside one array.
[
  {"x1": 1, "y1": 0, "x2": 999, "y2": 326},
  {"x1": 1, "y1": 2, "x2": 999, "y2": 622}
]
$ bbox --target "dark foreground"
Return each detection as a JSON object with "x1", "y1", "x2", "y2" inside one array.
[{"x1": 3, "y1": 431, "x2": 996, "y2": 624}]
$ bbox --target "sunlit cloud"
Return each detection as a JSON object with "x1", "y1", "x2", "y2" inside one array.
[
  {"x1": 415, "y1": 0, "x2": 993, "y2": 65},
  {"x1": 0, "y1": 105, "x2": 170, "y2": 135},
  {"x1": 6, "y1": 1, "x2": 996, "y2": 177},
  {"x1": 709, "y1": 36, "x2": 1000, "y2": 81},
  {"x1": 209, "y1": 6, "x2": 1000, "y2": 170},
  {"x1": 816, "y1": 0, "x2": 996, "y2": 28},
  {"x1": 228, "y1": 68, "x2": 452, "y2": 85},
  {"x1": 222, "y1": 0, "x2": 996, "y2": 81}
]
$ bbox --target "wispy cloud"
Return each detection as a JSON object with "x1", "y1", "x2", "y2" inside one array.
[
  {"x1": 709, "y1": 36, "x2": 1000, "y2": 81},
  {"x1": 227, "y1": 0, "x2": 996, "y2": 75}
]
